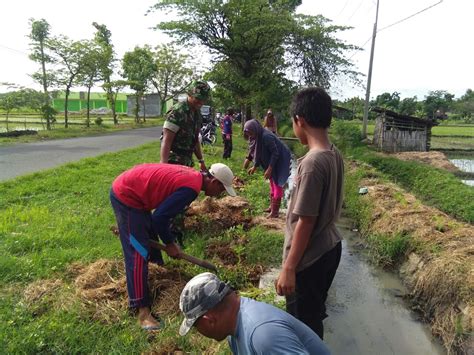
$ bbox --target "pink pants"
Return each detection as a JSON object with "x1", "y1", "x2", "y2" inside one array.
[{"x1": 270, "y1": 178, "x2": 283, "y2": 199}]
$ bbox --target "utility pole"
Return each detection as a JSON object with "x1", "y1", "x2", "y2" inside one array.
[{"x1": 362, "y1": 0, "x2": 380, "y2": 139}]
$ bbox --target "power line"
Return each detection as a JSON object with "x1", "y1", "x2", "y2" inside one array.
[
  {"x1": 378, "y1": 0, "x2": 443, "y2": 33},
  {"x1": 0, "y1": 44, "x2": 29, "y2": 56},
  {"x1": 345, "y1": 0, "x2": 366, "y2": 22}
]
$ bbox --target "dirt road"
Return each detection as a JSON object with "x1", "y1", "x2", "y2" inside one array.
[{"x1": 0, "y1": 127, "x2": 162, "y2": 182}]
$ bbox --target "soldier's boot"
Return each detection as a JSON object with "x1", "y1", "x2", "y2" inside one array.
[{"x1": 267, "y1": 198, "x2": 282, "y2": 218}]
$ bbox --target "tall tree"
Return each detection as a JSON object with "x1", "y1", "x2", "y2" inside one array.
[
  {"x1": 151, "y1": 44, "x2": 193, "y2": 115},
  {"x1": 92, "y1": 23, "x2": 118, "y2": 124},
  {"x1": 151, "y1": 0, "x2": 358, "y2": 118},
  {"x1": 423, "y1": 90, "x2": 454, "y2": 119},
  {"x1": 28, "y1": 18, "x2": 55, "y2": 130},
  {"x1": 372, "y1": 92, "x2": 401, "y2": 111},
  {"x1": 49, "y1": 35, "x2": 89, "y2": 127},
  {"x1": 122, "y1": 46, "x2": 156, "y2": 123},
  {"x1": 77, "y1": 42, "x2": 102, "y2": 127}
]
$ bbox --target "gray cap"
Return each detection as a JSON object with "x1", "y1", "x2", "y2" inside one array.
[{"x1": 179, "y1": 272, "x2": 231, "y2": 336}]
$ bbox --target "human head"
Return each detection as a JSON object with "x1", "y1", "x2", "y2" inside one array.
[
  {"x1": 187, "y1": 80, "x2": 210, "y2": 110},
  {"x1": 226, "y1": 107, "x2": 234, "y2": 116},
  {"x1": 203, "y1": 163, "x2": 237, "y2": 197},
  {"x1": 179, "y1": 272, "x2": 232, "y2": 340},
  {"x1": 243, "y1": 119, "x2": 262, "y2": 140},
  {"x1": 290, "y1": 87, "x2": 332, "y2": 128}
]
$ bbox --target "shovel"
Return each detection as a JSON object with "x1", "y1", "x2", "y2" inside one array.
[
  {"x1": 110, "y1": 225, "x2": 218, "y2": 272},
  {"x1": 149, "y1": 240, "x2": 218, "y2": 272}
]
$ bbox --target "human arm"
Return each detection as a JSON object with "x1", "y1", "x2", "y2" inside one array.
[
  {"x1": 276, "y1": 215, "x2": 317, "y2": 296},
  {"x1": 151, "y1": 187, "x2": 198, "y2": 256},
  {"x1": 250, "y1": 321, "x2": 330, "y2": 355},
  {"x1": 194, "y1": 139, "x2": 206, "y2": 171},
  {"x1": 160, "y1": 128, "x2": 176, "y2": 163}
]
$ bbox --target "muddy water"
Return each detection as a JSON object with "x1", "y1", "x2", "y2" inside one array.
[{"x1": 324, "y1": 216, "x2": 445, "y2": 354}]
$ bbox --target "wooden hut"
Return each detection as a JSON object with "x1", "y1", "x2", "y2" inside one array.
[{"x1": 372, "y1": 107, "x2": 438, "y2": 152}]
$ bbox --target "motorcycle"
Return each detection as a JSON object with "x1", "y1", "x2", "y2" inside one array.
[{"x1": 199, "y1": 121, "x2": 217, "y2": 145}]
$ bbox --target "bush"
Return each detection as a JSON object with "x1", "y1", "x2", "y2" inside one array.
[
  {"x1": 94, "y1": 117, "x2": 103, "y2": 126},
  {"x1": 331, "y1": 120, "x2": 363, "y2": 153}
]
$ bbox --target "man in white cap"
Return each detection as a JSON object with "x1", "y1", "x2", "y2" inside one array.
[
  {"x1": 110, "y1": 163, "x2": 236, "y2": 330},
  {"x1": 179, "y1": 272, "x2": 330, "y2": 354}
]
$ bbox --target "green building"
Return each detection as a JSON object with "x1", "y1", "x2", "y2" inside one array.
[{"x1": 52, "y1": 92, "x2": 128, "y2": 113}]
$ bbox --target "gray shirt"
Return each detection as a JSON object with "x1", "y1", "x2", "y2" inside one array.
[
  {"x1": 283, "y1": 145, "x2": 344, "y2": 272},
  {"x1": 228, "y1": 297, "x2": 330, "y2": 354}
]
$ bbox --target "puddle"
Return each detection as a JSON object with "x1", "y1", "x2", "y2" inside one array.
[{"x1": 324, "y1": 217, "x2": 445, "y2": 354}]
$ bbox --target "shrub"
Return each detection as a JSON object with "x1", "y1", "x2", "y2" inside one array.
[{"x1": 94, "y1": 117, "x2": 103, "y2": 126}]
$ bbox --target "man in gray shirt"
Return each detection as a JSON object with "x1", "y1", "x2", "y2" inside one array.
[{"x1": 179, "y1": 272, "x2": 330, "y2": 354}]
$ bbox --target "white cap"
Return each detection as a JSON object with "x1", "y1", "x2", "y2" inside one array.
[{"x1": 208, "y1": 163, "x2": 237, "y2": 197}]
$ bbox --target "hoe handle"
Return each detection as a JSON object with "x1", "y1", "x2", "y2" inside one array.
[{"x1": 149, "y1": 240, "x2": 218, "y2": 272}]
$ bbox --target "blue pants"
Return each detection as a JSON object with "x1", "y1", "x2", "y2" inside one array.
[{"x1": 110, "y1": 190, "x2": 163, "y2": 309}]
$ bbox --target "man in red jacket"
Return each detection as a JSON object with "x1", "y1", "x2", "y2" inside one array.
[{"x1": 110, "y1": 163, "x2": 236, "y2": 330}]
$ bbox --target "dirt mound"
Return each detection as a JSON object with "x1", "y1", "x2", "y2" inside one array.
[
  {"x1": 185, "y1": 196, "x2": 252, "y2": 232},
  {"x1": 251, "y1": 215, "x2": 286, "y2": 230},
  {"x1": 359, "y1": 175, "x2": 473, "y2": 352},
  {"x1": 72, "y1": 259, "x2": 188, "y2": 323},
  {"x1": 389, "y1": 151, "x2": 460, "y2": 172}
]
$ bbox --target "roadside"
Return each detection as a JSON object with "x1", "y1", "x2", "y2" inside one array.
[
  {"x1": 0, "y1": 126, "x2": 162, "y2": 181},
  {"x1": 0, "y1": 119, "x2": 164, "y2": 145}
]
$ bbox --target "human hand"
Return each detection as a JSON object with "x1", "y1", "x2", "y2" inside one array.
[
  {"x1": 199, "y1": 160, "x2": 207, "y2": 172},
  {"x1": 226, "y1": 134, "x2": 231, "y2": 140},
  {"x1": 264, "y1": 166, "x2": 273, "y2": 179},
  {"x1": 164, "y1": 242, "x2": 182, "y2": 258},
  {"x1": 247, "y1": 166, "x2": 257, "y2": 175},
  {"x1": 275, "y1": 268, "x2": 296, "y2": 296}
]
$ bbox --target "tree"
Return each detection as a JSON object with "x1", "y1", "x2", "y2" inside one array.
[
  {"x1": 372, "y1": 92, "x2": 401, "y2": 111},
  {"x1": 454, "y1": 89, "x2": 474, "y2": 119},
  {"x1": 49, "y1": 35, "x2": 89, "y2": 128},
  {"x1": 92, "y1": 23, "x2": 119, "y2": 124},
  {"x1": 399, "y1": 97, "x2": 420, "y2": 116},
  {"x1": 423, "y1": 90, "x2": 454, "y2": 119},
  {"x1": 151, "y1": 44, "x2": 193, "y2": 115},
  {"x1": 28, "y1": 18, "x2": 55, "y2": 130},
  {"x1": 122, "y1": 46, "x2": 156, "y2": 123},
  {"x1": 77, "y1": 42, "x2": 102, "y2": 127},
  {"x1": 151, "y1": 0, "x2": 359, "y2": 118}
]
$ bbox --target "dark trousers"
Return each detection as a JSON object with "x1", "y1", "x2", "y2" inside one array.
[
  {"x1": 286, "y1": 242, "x2": 342, "y2": 339},
  {"x1": 110, "y1": 190, "x2": 163, "y2": 309},
  {"x1": 222, "y1": 135, "x2": 232, "y2": 159}
]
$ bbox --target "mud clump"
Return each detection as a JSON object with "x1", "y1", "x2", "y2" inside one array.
[
  {"x1": 72, "y1": 259, "x2": 188, "y2": 323},
  {"x1": 185, "y1": 196, "x2": 252, "y2": 232}
]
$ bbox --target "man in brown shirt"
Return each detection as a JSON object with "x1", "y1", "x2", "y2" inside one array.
[{"x1": 275, "y1": 87, "x2": 344, "y2": 340}]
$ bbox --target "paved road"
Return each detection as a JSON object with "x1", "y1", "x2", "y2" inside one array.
[{"x1": 0, "y1": 127, "x2": 162, "y2": 182}]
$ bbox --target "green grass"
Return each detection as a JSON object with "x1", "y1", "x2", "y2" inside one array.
[{"x1": 0, "y1": 128, "x2": 284, "y2": 353}]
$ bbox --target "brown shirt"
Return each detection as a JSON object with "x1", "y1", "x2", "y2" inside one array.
[{"x1": 283, "y1": 145, "x2": 344, "y2": 272}]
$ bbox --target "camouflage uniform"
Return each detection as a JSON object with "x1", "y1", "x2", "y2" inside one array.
[
  {"x1": 163, "y1": 101, "x2": 203, "y2": 167},
  {"x1": 162, "y1": 80, "x2": 210, "y2": 245}
]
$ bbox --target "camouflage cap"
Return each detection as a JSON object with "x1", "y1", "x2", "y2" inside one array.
[
  {"x1": 187, "y1": 80, "x2": 211, "y2": 101},
  {"x1": 179, "y1": 272, "x2": 231, "y2": 336}
]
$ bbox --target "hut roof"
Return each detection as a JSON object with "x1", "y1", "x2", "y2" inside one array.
[{"x1": 372, "y1": 107, "x2": 438, "y2": 127}]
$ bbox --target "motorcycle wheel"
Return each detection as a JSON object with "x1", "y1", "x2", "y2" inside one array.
[{"x1": 210, "y1": 134, "x2": 216, "y2": 145}]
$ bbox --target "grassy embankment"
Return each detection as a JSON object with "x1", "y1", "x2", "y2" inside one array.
[
  {"x1": 0, "y1": 115, "x2": 164, "y2": 145},
  {"x1": 0, "y1": 128, "x2": 284, "y2": 353}
]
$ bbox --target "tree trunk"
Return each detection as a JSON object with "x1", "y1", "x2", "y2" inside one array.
[
  {"x1": 107, "y1": 87, "x2": 117, "y2": 125},
  {"x1": 86, "y1": 87, "x2": 91, "y2": 128},
  {"x1": 134, "y1": 94, "x2": 140, "y2": 123},
  {"x1": 64, "y1": 87, "x2": 70, "y2": 128},
  {"x1": 6, "y1": 111, "x2": 9, "y2": 132},
  {"x1": 39, "y1": 40, "x2": 51, "y2": 131}
]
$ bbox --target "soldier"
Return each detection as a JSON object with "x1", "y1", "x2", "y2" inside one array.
[
  {"x1": 160, "y1": 80, "x2": 211, "y2": 245},
  {"x1": 160, "y1": 80, "x2": 211, "y2": 169}
]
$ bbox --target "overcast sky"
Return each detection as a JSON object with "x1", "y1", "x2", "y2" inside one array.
[{"x1": 0, "y1": 0, "x2": 472, "y2": 100}]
